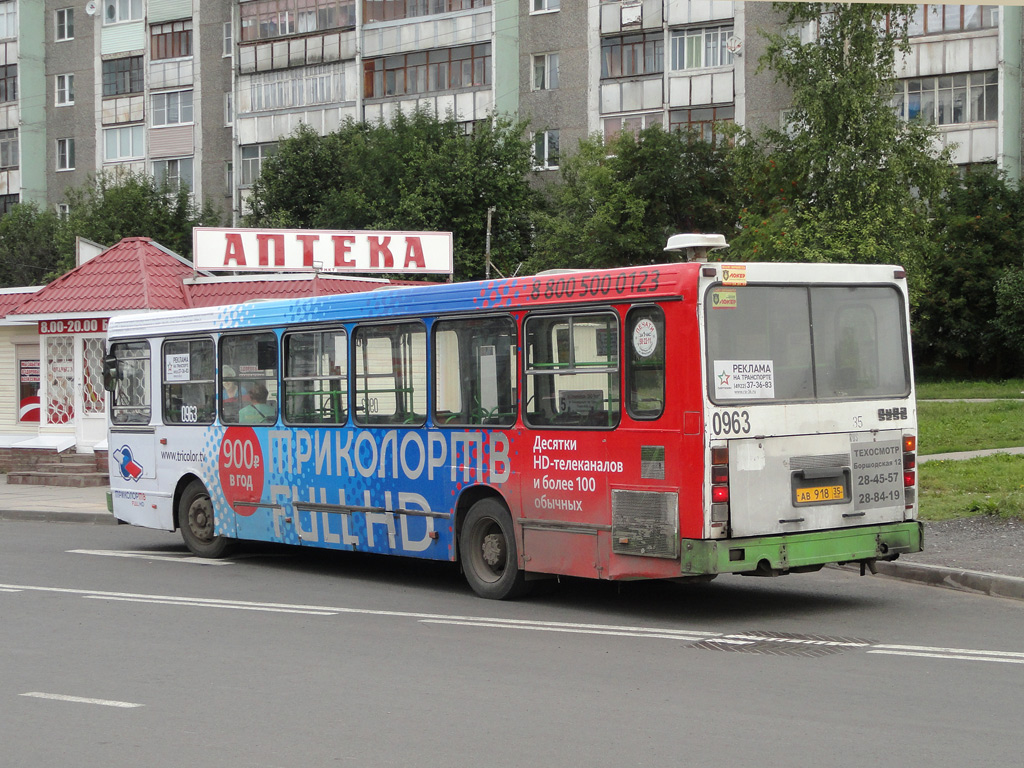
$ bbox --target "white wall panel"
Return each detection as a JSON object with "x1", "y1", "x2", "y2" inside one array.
[
  {"x1": 101, "y1": 22, "x2": 145, "y2": 55},
  {"x1": 149, "y1": 125, "x2": 194, "y2": 158}
]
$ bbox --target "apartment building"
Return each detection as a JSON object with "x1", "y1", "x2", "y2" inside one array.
[{"x1": 0, "y1": 1, "x2": 1020, "y2": 225}]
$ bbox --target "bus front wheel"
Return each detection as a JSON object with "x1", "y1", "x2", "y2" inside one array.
[
  {"x1": 178, "y1": 480, "x2": 230, "y2": 558},
  {"x1": 460, "y1": 499, "x2": 529, "y2": 600}
]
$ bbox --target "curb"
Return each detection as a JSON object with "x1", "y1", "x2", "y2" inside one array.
[
  {"x1": 0, "y1": 510, "x2": 119, "y2": 526},
  {"x1": 872, "y1": 560, "x2": 1024, "y2": 602}
]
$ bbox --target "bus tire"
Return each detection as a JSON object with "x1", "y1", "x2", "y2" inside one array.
[
  {"x1": 178, "y1": 480, "x2": 230, "y2": 558},
  {"x1": 460, "y1": 498, "x2": 529, "y2": 600}
]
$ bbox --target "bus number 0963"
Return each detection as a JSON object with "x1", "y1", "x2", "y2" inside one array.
[{"x1": 712, "y1": 410, "x2": 751, "y2": 435}]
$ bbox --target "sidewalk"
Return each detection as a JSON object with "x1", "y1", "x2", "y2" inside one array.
[{"x1": 2, "y1": 472, "x2": 1023, "y2": 602}]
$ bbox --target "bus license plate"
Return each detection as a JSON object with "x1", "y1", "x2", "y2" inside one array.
[{"x1": 794, "y1": 485, "x2": 845, "y2": 505}]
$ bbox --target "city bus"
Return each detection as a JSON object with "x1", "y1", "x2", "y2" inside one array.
[{"x1": 104, "y1": 243, "x2": 922, "y2": 599}]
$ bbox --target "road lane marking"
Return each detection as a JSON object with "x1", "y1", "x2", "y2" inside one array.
[
  {"x1": 869, "y1": 644, "x2": 1024, "y2": 664},
  {"x1": 69, "y1": 549, "x2": 233, "y2": 566},
  {"x1": 83, "y1": 594, "x2": 336, "y2": 616},
  {"x1": 3, "y1": 581, "x2": 1022, "y2": 666},
  {"x1": 20, "y1": 692, "x2": 143, "y2": 708},
  {"x1": 420, "y1": 619, "x2": 711, "y2": 641}
]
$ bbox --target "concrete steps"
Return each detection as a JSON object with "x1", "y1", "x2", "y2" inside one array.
[{"x1": 5, "y1": 449, "x2": 109, "y2": 487}]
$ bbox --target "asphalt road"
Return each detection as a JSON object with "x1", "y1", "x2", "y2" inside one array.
[{"x1": 2, "y1": 520, "x2": 1023, "y2": 768}]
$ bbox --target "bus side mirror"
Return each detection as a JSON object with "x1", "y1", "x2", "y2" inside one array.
[{"x1": 102, "y1": 354, "x2": 119, "y2": 392}]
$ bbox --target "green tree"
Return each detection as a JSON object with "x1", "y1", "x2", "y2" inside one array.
[
  {"x1": 0, "y1": 202, "x2": 61, "y2": 287},
  {"x1": 531, "y1": 125, "x2": 737, "y2": 271},
  {"x1": 53, "y1": 169, "x2": 220, "y2": 274},
  {"x1": 916, "y1": 170, "x2": 1024, "y2": 377},
  {"x1": 245, "y1": 111, "x2": 538, "y2": 281},
  {"x1": 733, "y1": 2, "x2": 951, "y2": 275}
]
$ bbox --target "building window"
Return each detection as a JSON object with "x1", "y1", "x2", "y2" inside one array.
[
  {"x1": 104, "y1": 0, "x2": 143, "y2": 25},
  {"x1": 893, "y1": 71, "x2": 998, "y2": 125},
  {"x1": 601, "y1": 32, "x2": 664, "y2": 78},
  {"x1": 225, "y1": 161, "x2": 234, "y2": 193},
  {"x1": 0, "y1": 1, "x2": 16, "y2": 39},
  {"x1": 362, "y1": 0, "x2": 489, "y2": 24},
  {"x1": 668, "y1": 105, "x2": 735, "y2": 143},
  {"x1": 0, "y1": 193, "x2": 17, "y2": 214},
  {"x1": 57, "y1": 138, "x2": 76, "y2": 171},
  {"x1": 56, "y1": 7, "x2": 74, "y2": 40},
  {"x1": 225, "y1": 92, "x2": 234, "y2": 125},
  {"x1": 245, "y1": 66, "x2": 342, "y2": 112},
  {"x1": 363, "y1": 44, "x2": 490, "y2": 99},
  {"x1": 0, "y1": 129, "x2": 17, "y2": 170},
  {"x1": 240, "y1": 0, "x2": 357, "y2": 42},
  {"x1": 533, "y1": 129, "x2": 560, "y2": 170},
  {"x1": 153, "y1": 157, "x2": 194, "y2": 192},
  {"x1": 151, "y1": 20, "x2": 193, "y2": 60},
  {"x1": 104, "y1": 125, "x2": 144, "y2": 161},
  {"x1": 240, "y1": 143, "x2": 277, "y2": 185},
  {"x1": 223, "y1": 20, "x2": 233, "y2": 56},
  {"x1": 908, "y1": 5, "x2": 999, "y2": 36},
  {"x1": 56, "y1": 74, "x2": 75, "y2": 106},
  {"x1": 102, "y1": 56, "x2": 143, "y2": 96},
  {"x1": 532, "y1": 0, "x2": 559, "y2": 12},
  {"x1": 533, "y1": 53, "x2": 559, "y2": 90},
  {"x1": 152, "y1": 90, "x2": 194, "y2": 126},
  {"x1": 0, "y1": 64, "x2": 16, "y2": 103},
  {"x1": 602, "y1": 112, "x2": 661, "y2": 142},
  {"x1": 670, "y1": 25, "x2": 734, "y2": 71},
  {"x1": 56, "y1": 203, "x2": 70, "y2": 218}
]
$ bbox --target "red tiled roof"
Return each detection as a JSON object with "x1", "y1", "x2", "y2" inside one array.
[
  {"x1": 7, "y1": 236, "x2": 435, "y2": 318},
  {"x1": 9, "y1": 237, "x2": 195, "y2": 316},
  {"x1": 0, "y1": 288, "x2": 42, "y2": 318}
]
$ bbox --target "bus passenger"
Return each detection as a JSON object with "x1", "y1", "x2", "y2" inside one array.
[{"x1": 239, "y1": 381, "x2": 275, "y2": 424}]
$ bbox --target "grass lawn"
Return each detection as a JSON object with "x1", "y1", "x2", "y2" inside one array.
[
  {"x1": 915, "y1": 382, "x2": 1024, "y2": 520},
  {"x1": 919, "y1": 453, "x2": 1024, "y2": 521},
  {"x1": 916, "y1": 378, "x2": 1024, "y2": 400},
  {"x1": 917, "y1": 400, "x2": 1024, "y2": 455}
]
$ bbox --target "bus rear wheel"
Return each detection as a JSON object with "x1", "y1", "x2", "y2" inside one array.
[
  {"x1": 178, "y1": 480, "x2": 230, "y2": 558},
  {"x1": 460, "y1": 499, "x2": 529, "y2": 600}
]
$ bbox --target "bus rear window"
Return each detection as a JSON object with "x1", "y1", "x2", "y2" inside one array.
[{"x1": 705, "y1": 285, "x2": 910, "y2": 403}]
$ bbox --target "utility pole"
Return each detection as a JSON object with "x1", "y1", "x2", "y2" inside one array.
[{"x1": 485, "y1": 206, "x2": 495, "y2": 280}]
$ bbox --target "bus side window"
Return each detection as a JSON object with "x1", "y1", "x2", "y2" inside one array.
[
  {"x1": 283, "y1": 328, "x2": 347, "y2": 425},
  {"x1": 626, "y1": 306, "x2": 665, "y2": 419},
  {"x1": 433, "y1": 316, "x2": 517, "y2": 428},
  {"x1": 524, "y1": 312, "x2": 620, "y2": 429},
  {"x1": 109, "y1": 341, "x2": 152, "y2": 425},
  {"x1": 221, "y1": 332, "x2": 279, "y2": 425},
  {"x1": 354, "y1": 322, "x2": 426, "y2": 427},
  {"x1": 162, "y1": 338, "x2": 215, "y2": 426}
]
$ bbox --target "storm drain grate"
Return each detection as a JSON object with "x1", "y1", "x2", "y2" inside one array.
[{"x1": 691, "y1": 630, "x2": 875, "y2": 657}]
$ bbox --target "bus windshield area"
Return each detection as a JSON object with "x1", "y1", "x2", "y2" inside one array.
[{"x1": 705, "y1": 284, "x2": 910, "y2": 403}]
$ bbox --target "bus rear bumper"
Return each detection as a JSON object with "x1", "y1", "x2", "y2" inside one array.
[{"x1": 679, "y1": 521, "x2": 924, "y2": 576}]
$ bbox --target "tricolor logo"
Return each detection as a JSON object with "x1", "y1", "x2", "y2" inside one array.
[{"x1": 113, "y1": 446, "x2": 144, "y2": 481}]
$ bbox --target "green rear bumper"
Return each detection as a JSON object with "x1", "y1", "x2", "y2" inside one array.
[{"x1": 680, "y1": 521, "x2": 924, "y2": 575}]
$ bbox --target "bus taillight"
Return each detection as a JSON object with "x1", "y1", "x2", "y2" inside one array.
[
  {"x1": 903, "y1": 434, "x2": 917, "y2": 510},
  {"x1": 710, "y1": 445, "x2": 730, "y2": 529}
]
